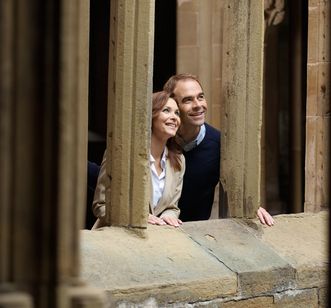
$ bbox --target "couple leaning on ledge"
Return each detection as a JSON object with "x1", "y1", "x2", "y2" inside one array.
[{"x1": 89, "y1": 74, "x2": 275, "y2": 229}]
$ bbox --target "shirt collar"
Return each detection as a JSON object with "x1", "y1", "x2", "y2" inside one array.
[
  {"x1": 149, "y1": 147, "x2": 168, "y2": 168},
  {"x1": 176, "y1": 124, "x2": 206, "y2": 152}
]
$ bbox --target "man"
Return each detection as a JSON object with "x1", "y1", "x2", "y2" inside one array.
[
  {"x1": 163, "y1": 73, "x2": 274, "y2": 226},
  {"x1": 86, "y1": 161, "x2": 101, "y2": 229}
]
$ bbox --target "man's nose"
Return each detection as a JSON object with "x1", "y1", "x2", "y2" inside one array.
[{"x1": 192, "y1": 97, "x2": 201, "y2": 108}]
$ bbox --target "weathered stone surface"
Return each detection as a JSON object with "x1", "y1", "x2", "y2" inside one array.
[
  {"x1": 182, "y1": 219, "x2": 295, "y2": 296},
  {"x1": 273, "y1": 288, "x2": 319, "y2": 307},
  {"x1": 246, "y1": 211, "x2": 328, "y2": 289},
  {"x1": 106, "y1": 0, "x2": 154, "y2": 228},
  {"x1": 67, "y1": 286, "x2": 106, "y2": 308},
  {"x1": 221, "y1": 296, "x2": 274, "y2": 308},
  {"x1": 81, "y1": 212, "x2": 328, "y2": 307},
  {"x1": 81, "y1": 225, "x2": 237, "y2": 306},
  {"x1": 305, "y1": 115, "x2": 330, "y2": 212},
  {"x1": 306, "y1": 0, "x2": 331, "y2": 214},
  {"x1": 318, "y1": 287, "x2": 327, "y2": 307},
  {"x1": 220, "y1": 0, "x2": 264, "y2": 219}
]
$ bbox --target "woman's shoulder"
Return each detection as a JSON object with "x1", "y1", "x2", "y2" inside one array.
[
  {"x1": 178, "y1": 153, "x2": 186, "y2": 172},
  {"x1": 175, "y1": 151, "x2": 185, "y2": 162}
]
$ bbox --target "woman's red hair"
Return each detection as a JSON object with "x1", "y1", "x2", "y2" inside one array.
[{"x1": 152, "y1": 91, "x2": 183, "y2": 171}]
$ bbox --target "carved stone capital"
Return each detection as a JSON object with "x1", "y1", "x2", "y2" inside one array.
[{"x1": 264, "y1": 0, "x2": 286, "y2": 27}]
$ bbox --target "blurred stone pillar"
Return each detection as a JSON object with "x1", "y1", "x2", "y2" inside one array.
[
  {"x1": 105, "y1": 0, "x2": 155, "y2": 228},
  {"x1": 220, "y1": 1, "x2": 264, "y2": 218},
  {"x1": 305, "y1": 0, "x2": 330, "y2": 212},
  {"x1": 0, "y1": 0, "x2": 104, "y2": 307},
  {"x1": 177, "y1": 0, "x2": 224, "y2": 218},
  {"x1": 177, "y1": 0, "x2": 223, "y2": 130}
]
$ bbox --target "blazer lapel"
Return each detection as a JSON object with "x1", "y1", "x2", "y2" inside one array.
[
  {"x1": 149, "y1": 170, "x2": 154, "y2": 215},
  {"x1": 154, "y1": 158, "x2": 173, "y2": 216},
  {"x1": 162, "y1": 159, "x2": 172, "y2": 201}
]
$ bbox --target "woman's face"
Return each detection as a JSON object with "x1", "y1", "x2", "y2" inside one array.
[{"x1": 152, "y1": 98, "x2": 181, "y2": 140}]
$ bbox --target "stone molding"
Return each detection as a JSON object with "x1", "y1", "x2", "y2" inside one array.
[{"x1": 81, "y1": 211, "x2": 328, "y2": 307}]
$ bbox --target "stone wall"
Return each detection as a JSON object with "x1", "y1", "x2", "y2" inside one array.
[
  {"x1": 305, "y1": 0, "x2": 330, "y2": 212},
  {"x1": 81, "y1": 211, "x2": 328, "y2": 307},
  {"x1": 177, "y1": 0, "x2": 223, "y2": 130}
]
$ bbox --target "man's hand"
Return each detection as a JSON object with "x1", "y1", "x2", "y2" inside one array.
[{"x1": 257, "y1": 207, "x2": 274, "y2": 226}]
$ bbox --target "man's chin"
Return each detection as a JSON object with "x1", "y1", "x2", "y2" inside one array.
[
  {"x1": 181, "y1": 117, "x2": 205, "y2": 128},
  {"x1": 191, "y1": 119, "x2": 205, "y2": 127}
]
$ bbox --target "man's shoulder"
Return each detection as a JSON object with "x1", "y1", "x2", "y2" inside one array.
[{"x1": 204, "y1": 123, "x2": 221, "y2": 139}]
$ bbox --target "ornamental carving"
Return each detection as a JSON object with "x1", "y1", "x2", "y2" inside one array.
[{"x1": 264, "y1": 0, "x2": 285, "y2": 28}]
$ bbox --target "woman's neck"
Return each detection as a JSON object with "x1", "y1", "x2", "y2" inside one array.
[{"x1": 150, "y1": 134, "x2": 167, "y2": 160}]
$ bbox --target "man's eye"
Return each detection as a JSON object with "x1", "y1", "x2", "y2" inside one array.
[{"x1": 198, "y1": 94, "x2": 205, "y2": 100}]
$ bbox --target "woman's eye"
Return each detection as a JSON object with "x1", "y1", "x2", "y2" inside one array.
[
  {"x1": 175, "y1": 111, "x2": 180, "y2": 116},
  {"x1": 162, "y1": 108, "x2": 170, "y2": 113}
]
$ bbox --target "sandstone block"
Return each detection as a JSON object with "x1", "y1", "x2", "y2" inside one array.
[
  {"x1": 182, "y1": 219, "x2": 296, "y2": 296},
  {"x1": 222, "y1": 296, "x2": 274, "y2": 308},
  {"x1": 274, "y1": 288, "x2": 318, "y2": 307},
  {"x1": 255, "y1": 212, "x2": 328, "y2": 288},
  {"x1": 81, "y1": 226, "x2": 237, "y2": 306}
]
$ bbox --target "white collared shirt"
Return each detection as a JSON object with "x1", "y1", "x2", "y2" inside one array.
[
  {"x1": 176, "y1": 124, "x2": 206, "y2": 152},
  {"x1": 150, "y1": 148, "x2": 167, "y2": 208}
]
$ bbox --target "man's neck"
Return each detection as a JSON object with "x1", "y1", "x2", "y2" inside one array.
[{"x1": 177, "y1": 124, "x2": 201, "y2": 143}]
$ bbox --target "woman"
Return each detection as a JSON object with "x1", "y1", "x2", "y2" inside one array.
[{"x1": 92, "y1": 91, "x2": 185, "y2": 228}]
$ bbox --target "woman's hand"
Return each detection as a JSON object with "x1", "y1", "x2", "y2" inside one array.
[
  {"x1": 148, "y1": 214, "x2": 182, "y2": 227},
  {"x1": 161, "y1": 216, "x2": 182, "y2": 227},
  {"x1": 148, "y1": 214, "x2": 166, "y2": 226},
  {"x1": 257, "y1": 207, "x2": 275, "y2": 226}
]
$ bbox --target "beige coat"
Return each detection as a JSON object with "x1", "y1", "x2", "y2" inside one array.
[
  {"x1": 92, "y1": 149, "x2": 185, "y2": 228},
  {"x1": 149, "y1": 153, "x2": 185, "y2": 219}
]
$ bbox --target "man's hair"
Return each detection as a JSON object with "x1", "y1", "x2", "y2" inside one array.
[{"x1": 163, "y1": 73, "x2": 204, "y2": 96}]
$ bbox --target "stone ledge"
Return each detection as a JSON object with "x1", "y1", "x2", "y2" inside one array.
[
  {"x1": 240, "y1": 211, "x2": 329, "y2": 289},
  {"x1": 182, "y1": 219, "x2": 296, "y2": 296},
  {"x1": 81, "y1": 211, "x2": 328, "y2": 306},
  {"x1": 81, "y1": 225, "x2": 237, "y2": 306}
]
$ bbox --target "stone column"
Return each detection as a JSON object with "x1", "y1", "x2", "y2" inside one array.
[
  {"x1": 220, "y1": 0, "x2": 264, "y2": 218},
  {"x1": 0, "y1": 0, "x2": 104, "y2": 307},
  {"x1": 305, "y1": 0, "x2": 330, "y2": 212},
  {"x1": 105, "y1": 0, "x2": 155, "y2": 228},
  {"x1": 177, "y1": 0, "x2": 224, "y2": 218}
]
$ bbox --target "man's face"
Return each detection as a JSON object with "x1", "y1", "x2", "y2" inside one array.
[{"x1": 173, "y1": 79, "x2": 208, "y2": 128}]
